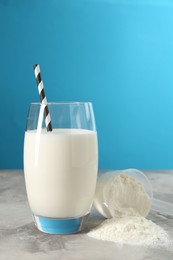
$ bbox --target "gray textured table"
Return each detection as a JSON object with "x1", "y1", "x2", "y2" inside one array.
[{"x1": 0, "y1": 170, "x2": 173, "y2": 260}]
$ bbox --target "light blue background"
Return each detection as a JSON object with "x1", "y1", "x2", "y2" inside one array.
[{"x1": 1, "y1": 0, "x2": 173, "y2": 169}]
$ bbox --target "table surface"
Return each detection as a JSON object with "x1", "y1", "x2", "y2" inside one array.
[{"x1": 0, "y1": 170, "x2": 173, "y2": 260}]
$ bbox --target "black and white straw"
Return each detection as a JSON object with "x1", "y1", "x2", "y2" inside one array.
[{"x1": 34, "y1": 64, "x2": 53, "y2": 132}]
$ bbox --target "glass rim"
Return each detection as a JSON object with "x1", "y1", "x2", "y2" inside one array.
[{"x1": 30, "y1": 102, "x2": 93, "y2": 105}]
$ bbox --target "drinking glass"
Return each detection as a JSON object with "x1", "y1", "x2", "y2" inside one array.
[{"x1": 24, "y1": 102, "x2": 98, "y2": 234}]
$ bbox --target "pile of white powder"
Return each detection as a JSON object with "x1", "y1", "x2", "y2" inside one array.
[{"x1": 88, "y1": 174, "x2": 172, "y2": 247}]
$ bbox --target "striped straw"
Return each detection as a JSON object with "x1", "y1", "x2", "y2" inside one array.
[{"x1": 34, "y1": 64, "x2": 53, "y2": 132}]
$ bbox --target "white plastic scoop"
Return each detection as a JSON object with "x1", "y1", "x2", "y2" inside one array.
[{"x1": 94, "y1": 168, "x2": 173, "y2": 218}]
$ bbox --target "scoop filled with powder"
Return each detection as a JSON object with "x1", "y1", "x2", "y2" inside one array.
[
  {"x1": 94, "y1": 169, "x2": 152, "y2": 219},
  {"x1": 105, "y1": 173, "x2": 151, "y2": 218}
]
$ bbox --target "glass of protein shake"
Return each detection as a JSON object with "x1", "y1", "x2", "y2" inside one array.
[{"x1": 24, "y1": 102, "x2": 98, "y2": 234}]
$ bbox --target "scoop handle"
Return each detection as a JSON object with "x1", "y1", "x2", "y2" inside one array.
[{"x1": 151, "y1": 198, "x2": 173, "y2": 216}]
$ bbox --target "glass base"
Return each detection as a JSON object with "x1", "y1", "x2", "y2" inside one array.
[{"x1": 33, "y1": 214, "x2": 89, "y2": 234}]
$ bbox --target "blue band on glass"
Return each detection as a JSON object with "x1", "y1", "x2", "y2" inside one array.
[{"x1": 33, "y1": 215, "x2": 84, "y2": 234}]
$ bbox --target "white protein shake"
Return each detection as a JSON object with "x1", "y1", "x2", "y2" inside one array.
[{"x1": 24, "y1": 129, "x2": 98, "y2": 218}]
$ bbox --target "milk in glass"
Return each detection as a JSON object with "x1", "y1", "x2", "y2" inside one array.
[{"x1": 24, "y1": 128, "x2": 98, "y2": 218}]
